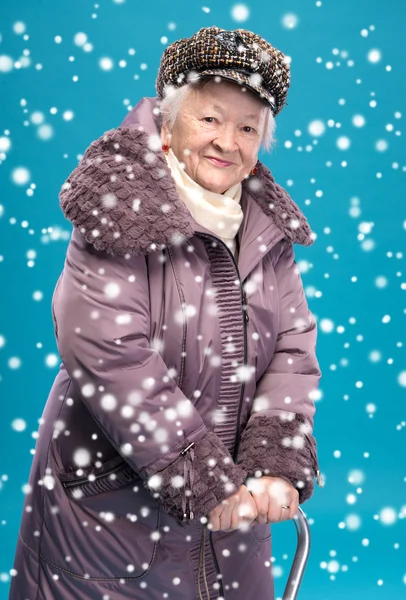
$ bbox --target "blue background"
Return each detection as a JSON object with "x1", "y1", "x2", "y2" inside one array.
[{"x1": 1, "y1": 1, "x2": 405, "y2": 598}]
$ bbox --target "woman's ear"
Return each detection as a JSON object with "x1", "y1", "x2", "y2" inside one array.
[{"x1": 160, "y1": 122, "x2": 172, "y2": 146}]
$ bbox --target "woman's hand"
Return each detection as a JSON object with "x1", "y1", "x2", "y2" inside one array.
[
  {"x1": 207, "y1": 484, "x2": 258, "y2": 532},
  {"x1": 246, "y1": 475, "x2": 299, "y2": 523}
]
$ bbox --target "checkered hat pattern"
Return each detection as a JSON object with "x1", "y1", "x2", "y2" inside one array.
[{"x1": 155, "y1": 25, "x2": 291, "y2": 116}]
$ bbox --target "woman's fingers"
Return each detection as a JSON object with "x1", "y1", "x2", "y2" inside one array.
[
  {"x1": 208, "y1": 485, "x2": 258, "y2": 532},
  {"x1": 209, "y1": 498, "x2": 232, "y2": 532},
  {"x1": 288, "y1": 493, "x2": 299, "y2": 521},
  {"x1": 219, "y1": 499, "x2": 233, "y2": 531},
  {"x1": 234, "y1": 495, "x2": 258, "y2": 529},
  {"x1": 266, "y1": 500, "x2": 284, "y2": 524},
  {"x1": 220, "y1": 492, "x2": 256, "y2": 531},
  {"x1": 228, "y1": 504, "x2": 243, "y2": 531},
  {"x1": 251, "y1": 492, "x2": 269, "y2": 524},
  {"x1": 246, "y1": 476, "x2": 300, "y2": 524},
  {"x1": 279, "y1": 504, "x2": 291, "y2": 522},
  {"x1": 208, "y1": 479, "x2": 300, "y2": 531},
  {"x1": 249, "y1": 478, "x2": 283, "y2": 524},
  {"x1": 208, "y1": 506, "x2": 222, "y2": 532},
  {"x1": 271, "y1": 489, "x2": 299, "y2": 523}
]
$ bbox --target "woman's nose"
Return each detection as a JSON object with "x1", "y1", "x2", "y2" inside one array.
[{"x1": 212, "y1": 126, "x2": 238, "y2": 154}]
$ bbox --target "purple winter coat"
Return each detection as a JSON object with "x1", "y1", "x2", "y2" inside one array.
[{"x1": 9, "y1": 96, "x2": 323, "y2": 600}]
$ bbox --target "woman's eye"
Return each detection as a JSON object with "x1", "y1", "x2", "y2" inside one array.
[
  {"x1": 243, "y1": 126, "x2": 255, "y2": 133},
  {"x1": 203, "y1": 117, "x2": 216, "y2": 123}
]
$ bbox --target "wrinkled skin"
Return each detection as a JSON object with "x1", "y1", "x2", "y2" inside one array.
[
  {"x1": 160, "y1": 78, "x2": 267, "y2": 194},
  {"x1": 208, "y1": 476, "x2": 299, "y2": 532}
]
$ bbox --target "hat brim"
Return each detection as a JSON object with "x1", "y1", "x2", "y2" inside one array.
[{"x1": 195, "y1": 68, "x2": 277, "y2": 114}]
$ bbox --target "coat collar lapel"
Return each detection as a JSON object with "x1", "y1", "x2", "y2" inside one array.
[
  {"x1": 120, "y1": 96, "x2": 315, "y2": 242},
  {"x1": 60, "y1": 96, "x2": 315, "y2": 275}
]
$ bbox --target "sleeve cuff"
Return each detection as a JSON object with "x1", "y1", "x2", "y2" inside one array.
[
  {"x1": 144, "y1": 431, "x2": 247, "y2": 524},
  {"x1": 236, "y1": 413, "x2": 321, "y2": 504}
]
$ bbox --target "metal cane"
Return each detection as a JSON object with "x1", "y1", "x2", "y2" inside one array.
[{"x1": 282, "y1": 507, "x2": 311, "y2": 600}]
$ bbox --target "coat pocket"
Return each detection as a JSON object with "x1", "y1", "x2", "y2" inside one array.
[
  {"x1": 49, "y1": 455, "x2": 161, "y2": 580},
  {"x1": 59, "y1": 455, "x2": 136, "y2": 500}
]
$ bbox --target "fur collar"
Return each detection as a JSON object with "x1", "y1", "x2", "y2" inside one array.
[{"x1": 59, "y1": 119, "x2": 315, "y2": 256}]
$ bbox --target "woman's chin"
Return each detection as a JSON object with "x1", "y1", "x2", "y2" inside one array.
[{"x1": 198, "y1": 172, "x2": 236, "y2": 194}]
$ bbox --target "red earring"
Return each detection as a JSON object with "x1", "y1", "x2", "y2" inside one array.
[
  {"x1": 162, "y1": 144, "x2": 170, "y2": 154},
  {"x1": 250, "y1": 166, "x2": 258, "y2": 176}
]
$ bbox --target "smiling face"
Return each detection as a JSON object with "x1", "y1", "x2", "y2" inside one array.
[{"x1": 160, "y1": 78, "x2": 267, "y2": 194}]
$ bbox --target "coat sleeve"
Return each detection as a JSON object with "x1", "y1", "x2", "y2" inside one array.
[
  {"x1": 235, "y1": 239, "x2": 323, "y2": 504},
  {"x1": 53, "y1": 182, "x2": 246, "y2": 526}
]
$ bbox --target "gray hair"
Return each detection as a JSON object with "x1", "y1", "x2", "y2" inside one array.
[{"x1": 159, "y1": 75, "x2": 277, "y2": 154}]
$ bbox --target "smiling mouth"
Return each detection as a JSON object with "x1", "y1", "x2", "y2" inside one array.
[{"x1": 206, "y1": 156, "x2": 234, "y2": 167}]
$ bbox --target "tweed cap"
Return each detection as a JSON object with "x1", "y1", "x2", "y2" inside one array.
[{"x1": 155, "y1": 25, "x2": 290, "y2": 117}]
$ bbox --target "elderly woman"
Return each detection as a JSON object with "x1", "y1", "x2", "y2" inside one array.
[{"x1": 10, "y1": 25, "x2": 323, "y2": 600}]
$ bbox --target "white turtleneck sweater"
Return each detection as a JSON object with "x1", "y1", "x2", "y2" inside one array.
[{"x1": 164, "y1": 148, "x2": 243, "y2": 257}]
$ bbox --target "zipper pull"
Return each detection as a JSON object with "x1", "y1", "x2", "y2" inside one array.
[
  {"x1": 181, "y1": 442, "x2": 195, "y2": 521},
  {"x1": 180, "y1": 442, "x2": 195, "y2": 456},
  {"x1": 303, "y1": 426, "x2": 324, "y2": 489},
  {"x1": 182, "y1": 462, "x2": 188, "y2": 521}
]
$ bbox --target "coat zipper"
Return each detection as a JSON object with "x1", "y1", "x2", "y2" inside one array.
[
  {"x1": 195, "y1": 233, "x2": 250, "y2": 600},
  {"x1": 62, "y1": 462, "x2": 129, "y2": 488},
  {"x1": 209, "y1": 528, "x2": 225, "y2": 598},
  {"x1": 196, "y1": 232, "x2": 249, "y2": 463}
]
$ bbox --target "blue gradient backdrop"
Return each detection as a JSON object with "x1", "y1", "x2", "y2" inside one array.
[{"x1": 0, "y1": 1, "x2": 405, "y2": 598}]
